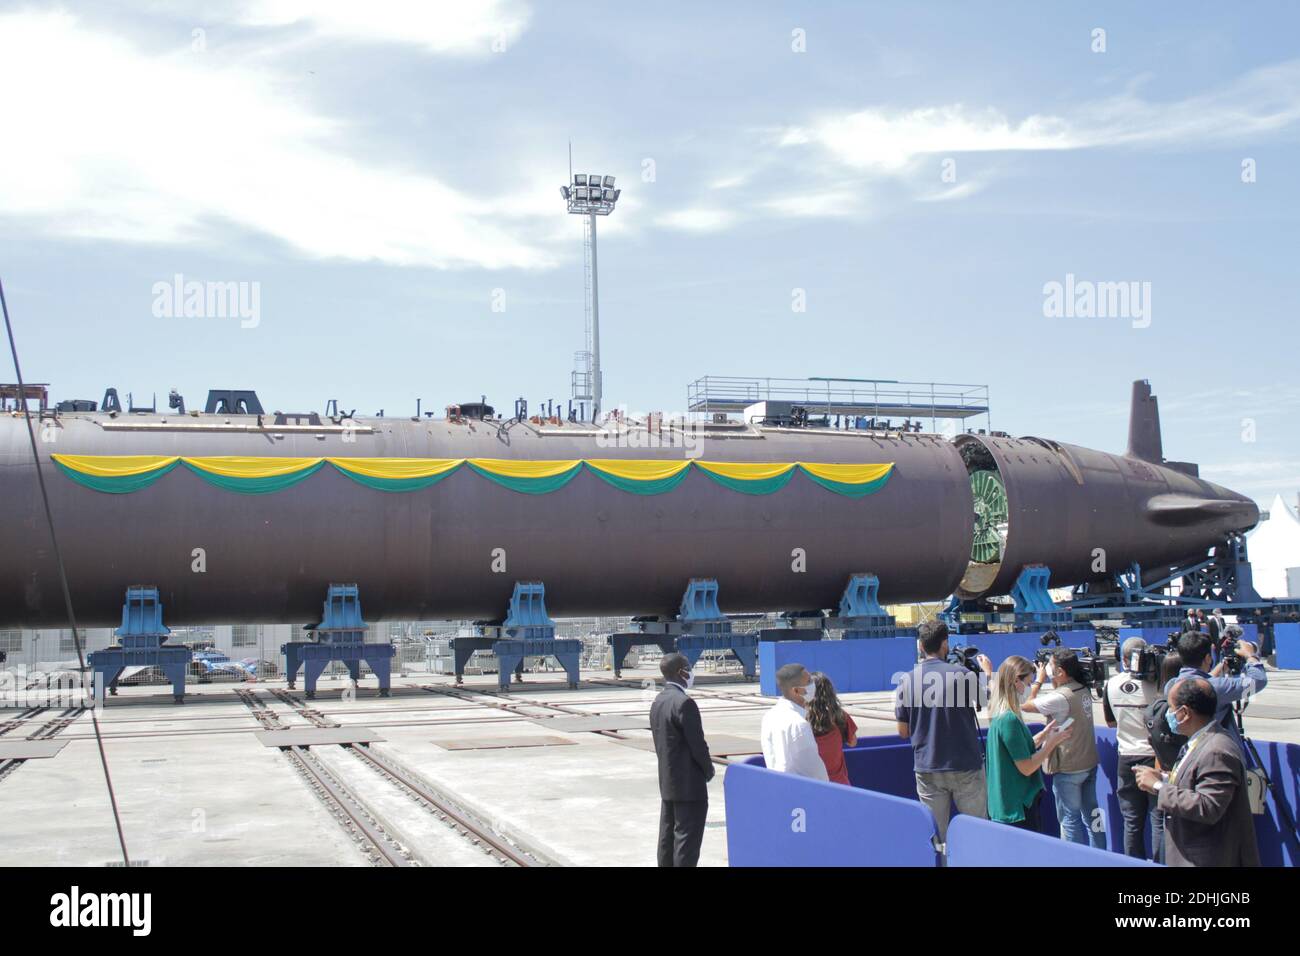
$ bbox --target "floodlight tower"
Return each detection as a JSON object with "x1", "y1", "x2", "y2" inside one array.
[{"x1": 560, "y1": 169, "x2": 620, "y2": 421}]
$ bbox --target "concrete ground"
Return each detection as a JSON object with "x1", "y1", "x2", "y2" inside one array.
[{"x1": 1, "y1": 665, "x2": 1297, "y2": 867}]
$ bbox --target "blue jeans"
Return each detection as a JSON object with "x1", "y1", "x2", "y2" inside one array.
[{"x1": 1053, "y1": 766, "x2": 1107, "y2": 849}]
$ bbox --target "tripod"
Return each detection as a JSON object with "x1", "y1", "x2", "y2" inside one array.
[{"x1": 1234, "y1": 701, "x2": 1299, "y2": 851}]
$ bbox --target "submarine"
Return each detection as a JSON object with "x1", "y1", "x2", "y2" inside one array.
[{"x1": 0, "y1": 380, "x2": 1258, "y2": 628}]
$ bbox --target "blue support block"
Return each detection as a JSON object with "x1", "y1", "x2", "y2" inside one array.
[
  {"x1": 450, "y1": 635, "x2": 497, "y2": 685},
  {"x1": 281, "y1": 584, "x2": 393, "y2": 699},
  {"x1": 494, "y1": 638, "x2": 582, "y2": 688},
  {"x1": 670, "y1": 578, "x2": 756, "y2": 676},
  {"x1": 503, "y1": 581, "x2": 556, "y2": 641},
  {"x1": 679, "y1": 578, "x2": 723, "y2": 622},
  {"x1": 1010, "y1": 565, "x2": 1073, "y2": 630},
  {"x1": 88, "y1": 586, "x2": 191, "y2": 704},
  {"x1": 828, "y1": 573, "x2": 898, "y2": 637},
  {"x1": 453, "y1": 582, "x2": 582, "y2": 688},
  {"x1": 678, "y1": 578, "x2": 731, "y2": 635},
  {"x1": 608, "y1": 634, "x2": 676, "y2": 678},
  {"x1": 677, "y1": 633, "x2": 758, "y2": 678}
]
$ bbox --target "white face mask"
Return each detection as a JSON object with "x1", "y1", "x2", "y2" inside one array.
[
  {"x1": 801, "y1": 682, "x2": 817, "y2": 704},
  {"x1": 682, "y1": 670, "x2": 694, "y2": 689},
  {"x1": 1017, "y1": 683, "x2": 1032, "y2": 705}
]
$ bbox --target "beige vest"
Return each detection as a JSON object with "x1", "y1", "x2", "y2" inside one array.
[{"x1": 1047, "y1": 682, "x2": 1099, "y2": 775}]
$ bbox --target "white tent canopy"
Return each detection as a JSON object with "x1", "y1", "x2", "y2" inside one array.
[{"x1": 1247, "y1": 493, "x2": 1300, "y2": 599}]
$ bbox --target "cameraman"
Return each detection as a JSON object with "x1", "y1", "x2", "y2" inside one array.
[
  {"x1": 1170, "y1": 630, "x2": 1266, "y2": 757},
  {"x1": 1103, "y1": 638, "x2": 1159, "y2": 859},
  {"x1": 1023, "y1": 648, "x2": 1105, "y2": 848},
  {"x1": 894, "y1": 619, "x2": 988, "y2": 848}
]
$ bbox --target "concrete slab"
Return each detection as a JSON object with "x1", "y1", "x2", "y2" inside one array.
[
  {"x1": 431, "y1": 735, "x2": 577, "y2": 751},
  {"x1": 0, "y1": 739, "x2": 69, "y2": 759},
  {"x1": 704, "y1": 734, "x2": 762, "y2": 756},
  {"x1": 254, "y1": 726, "x2": 385, "y2": 747},
  {"x1": 0, "y1": 663, "x2": 1294, "y2": 868},
  {"x1": 527, "y1": 715, "x2": 650, "y2": 733}
]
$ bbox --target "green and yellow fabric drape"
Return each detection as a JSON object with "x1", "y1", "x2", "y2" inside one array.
[{"x1": 50, "y1": 455, "x2": 893, "y2": 498}]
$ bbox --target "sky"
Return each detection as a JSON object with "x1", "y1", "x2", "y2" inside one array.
[{"x1": 1, "y1": 1, "x2": 1297, "y2": 507}]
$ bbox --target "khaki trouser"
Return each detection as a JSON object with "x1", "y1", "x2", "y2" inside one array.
[{"x1": 915, "y1": 768, "x2": 988, "y2": 845}]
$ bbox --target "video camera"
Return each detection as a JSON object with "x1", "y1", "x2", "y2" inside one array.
[
  {"x1": 1220, "y1": 624, "x2": 1247, "y2": 676},
  {"x1": 1107, "y1": 632, "x2": 1180, "y2": 682},
  {"x1": 1035, "y1": 630, "x2": 1109, "y2": 697},
  {"x1": 946, "y1": 643, "x2": 984, "y2": 675},
  {"x1": 1117, "y1": 641, "x2": 1169, "y2": 682}
]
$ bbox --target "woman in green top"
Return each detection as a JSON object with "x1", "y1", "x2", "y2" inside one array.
[{"x1": 985, "y1": 656, "x2": 1073, "y2": 830}]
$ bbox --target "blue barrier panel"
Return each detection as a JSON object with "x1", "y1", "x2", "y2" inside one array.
[
  {"x1": 1092, "y1": 728, "x2": 1132, "y2": 853},
  {"x1": 758, "y1": 638, "x2": 918, "y2": 695},
  {"x1": 845, "y1": 743, "x2": 919, "y2": 800},
  {"x1": 1248, "y1": 738, "x2": 1300, "y2": 866},
  {"x1": 1276, "y1": 622, "x2": 1300, "y2": 670},
  {"x1": 728, "y1": 727, "x2": 1299, "y2": 865},
  {"x1": 947, "y1": 814, "x2": 1157, "y2": 867},
  {"x1": 724, "y1": 759, "x2": 938, "y2": 866}
]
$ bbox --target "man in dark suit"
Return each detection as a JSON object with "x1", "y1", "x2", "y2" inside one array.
[
  {"x1": 650, "y1": 652, "x2": 714, "y2": 866},
  {"x1": 1135, "y1": 678, "x2": 1260, "y2": 867}
]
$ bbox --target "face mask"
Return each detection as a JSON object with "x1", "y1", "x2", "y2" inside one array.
[
  {"x1": 1017, "y1": 683, "x2": 1032, "y2": 705},
  {"x1": 682, "y1": 670, "x2": 694, "y2": 689},
  {"x1": 1165, "y1": 707, "x2": 1183, "y2": 735},
  {"x1": 801, "y1": 682, "x2": 816, "y2": 704}
]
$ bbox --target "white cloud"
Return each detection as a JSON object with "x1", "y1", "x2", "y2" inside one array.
[
  {"x1": 0, "y1": 11, "x2": 550, "y2": 270},
  {"x1": 914, "y1": 179, "x2": 987, "y2": 203},
  {"x1": 784, "y1": 61, "x2": 1300, "y2": 173},
  {"x1": 709, "y1": 174, "x2": 748, "y2": 190},
  {"x1": 790, "y1": 107, "x2": 1074, "y2": 172},
  {"x1": 759, "y1": 190, "x2": 861, "y2": 218},
  {"x1": 654, "y1": 208, "x2": 736, "y2": 233},
  {"x1": 237, "y1": 0, "x2": 530, "y2": 55}
]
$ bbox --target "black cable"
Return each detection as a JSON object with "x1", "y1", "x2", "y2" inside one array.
[{"x1": 0, "y1": 276, "x2": 131, "y2": 866}]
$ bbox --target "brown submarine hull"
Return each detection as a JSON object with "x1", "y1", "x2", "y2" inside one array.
[{"x1": 0, "y1": 390, "x2": 1257, "y2": 627}]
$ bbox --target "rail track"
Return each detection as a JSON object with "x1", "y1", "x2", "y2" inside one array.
[
  {"x1": 0, "y1": 706, "x2": 84, "y2": 783},
  {"x1": 235, "y1": 687, "x2": 539, "y2": 867}
]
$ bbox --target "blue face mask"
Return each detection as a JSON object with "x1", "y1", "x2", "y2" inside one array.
[{"x1": 1165, "y1": 707, "x2": 1182, "y2": 735}]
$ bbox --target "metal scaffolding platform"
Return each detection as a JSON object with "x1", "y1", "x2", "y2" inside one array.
[{"x1": 686, "y1": 375, "x2": 991, "y2": 431}]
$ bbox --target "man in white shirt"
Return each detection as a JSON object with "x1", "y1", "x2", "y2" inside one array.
[{"x1": 760, "y1": 663, "x2": 829, "y2": 781}]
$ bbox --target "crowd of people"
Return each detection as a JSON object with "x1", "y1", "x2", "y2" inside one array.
[
  {"x1": 751, "y1": 619, "x2": 1269, "y2": 867},
  {"x1": 648, "y1": 616, "x2": 1270, "y2": 867}
]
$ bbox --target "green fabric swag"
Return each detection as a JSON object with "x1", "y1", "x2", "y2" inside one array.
[
  {"x1": 52, "y1": 459, "x2": 180, "y2": 494},
  {"x1": 465, "y1": 461, "x2": 584, "y2": 495},
  {"x1": 584, "y1": 463, "x2": 693, "y2": 495},
  {"x1": 697, "y1": 468, "x2": 797, "y2": 495},
  {"x1": 799, "y1": 469, "x2": 893, "y2": 498},
  {"x1": 181, "y1": 460, "x2": 326, "y2": 495}
]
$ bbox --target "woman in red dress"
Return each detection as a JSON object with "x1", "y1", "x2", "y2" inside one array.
[{"x1": 806, "y1": 672, "x2": 858, "y2": 784}]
